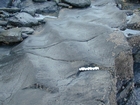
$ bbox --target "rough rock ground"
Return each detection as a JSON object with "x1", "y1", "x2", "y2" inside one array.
[{"x1": 0, "y1": 0, "x2": 135, "y2": 105}]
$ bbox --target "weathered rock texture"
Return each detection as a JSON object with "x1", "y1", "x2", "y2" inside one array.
[{"x1": 0, "y1": 0, "x2": 135, "y2": 105}]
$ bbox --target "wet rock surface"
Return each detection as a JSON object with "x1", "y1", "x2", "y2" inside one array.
[{"x1": 0, "y1": 0, "x2": 137, "y2": 105}]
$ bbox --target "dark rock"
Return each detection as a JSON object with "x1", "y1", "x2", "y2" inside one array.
[
  {"x1": 21, "y1": 1, "x2": 58, "y2": 16},
  {"x1": 38, "y1": 19, "x2": 46, "y2": 24},
  {"x1": 134, "y1": 63, "x2": 140, "y2": 85},
  {"x1": 21, "y1": 33, "x2": 28, "y2": 39},
  {"x1": 8, "y1": 12, "x2": 39, "y2": 27},
  {"x1": 35, "y1": 2, "x2": 58, "y2": 14},
  {"x1": 63, "y1": 0, "x2": 91, "y2": 8},
  {"x1": 0, "y1": 28, "x2": 22, "y2": 43}
]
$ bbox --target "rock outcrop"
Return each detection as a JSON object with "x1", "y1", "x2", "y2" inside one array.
[{"x1": 0, "y1": 0, "x2": 136, "y2": 105}]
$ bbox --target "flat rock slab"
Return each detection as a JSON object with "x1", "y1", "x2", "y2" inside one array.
[{"x1": 0, "y1": 0, "x2": 134, "y2": 105}]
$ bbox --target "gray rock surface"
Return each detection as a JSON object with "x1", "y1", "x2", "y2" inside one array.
[
  {"x1": 63, "y1": 0, "x2": 91, "y2": 8},
  {"x1": 0, "y1": 28, "x2": 22, "y2": 43},
  {"x1": 8, "y1": 12, "x2": 38, "y2": 27},
  {"x1": 0, "y1": 0, "x2": 135, "y2": 105},
  {"x1": 21, "y1": 1, "x2": 58, "y2": 16}
]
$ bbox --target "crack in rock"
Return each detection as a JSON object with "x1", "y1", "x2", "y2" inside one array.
[
  {"x1": 27, "y1": 51, "x2": 89, "y2": 63},
  {"x1": 24, "y1": 35, "x2": 98, "y2": 50}
]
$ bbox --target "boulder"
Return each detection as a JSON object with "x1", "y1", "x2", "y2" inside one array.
[
  {"x1": 21, "y1": 1, "x2": 58, "y2": 16},
  {"x1": 63, "y1": 0, "x2": 91, "y2": 8},
  {"x1": 8, "y1": 12, "x2": 39, "y2": 27},
  {"x1": 0, "y1": 28, "x2": 22, "y2": 43}
]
